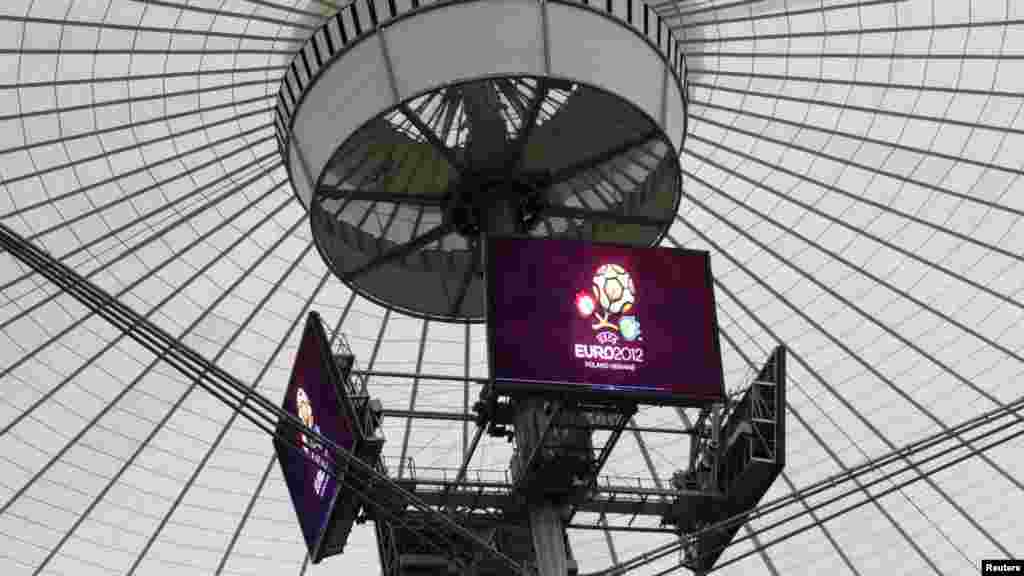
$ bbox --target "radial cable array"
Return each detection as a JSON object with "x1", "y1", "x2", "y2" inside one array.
[{"x1": 0, "y1": 221, "x2": 529, "y2": 576}]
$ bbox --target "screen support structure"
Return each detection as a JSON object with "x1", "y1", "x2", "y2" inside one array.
[
  {"x1": 711, "y1": 403, "x2": 722, "y2": 498},
  {"x1": 479, "y1": 195, "x2": 640, "y2": 575}
]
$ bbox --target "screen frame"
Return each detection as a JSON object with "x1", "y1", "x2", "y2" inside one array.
[
  {"x1": 273, "y1": 311, "x2": 362, "y2": 564},
  {"x1": 485, "y1": 235, "x2": 726, "y2": 407}
]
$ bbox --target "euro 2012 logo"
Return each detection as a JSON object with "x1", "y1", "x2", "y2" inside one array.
[
  {"x1": 296, "y1": 387, "x2": 329, "y2": 499},
  {"x1": 575, "y1": 264, "x2": 642, "y2": 342}
]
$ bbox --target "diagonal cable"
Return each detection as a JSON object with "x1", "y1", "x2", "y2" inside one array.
[
  {"x1": 27, "y1": 202, "x2": 308, "y2": 575},
  {"x1": 0, "y1": 159, "x2": 282, "y2": 403},
  {"x1": 0, "y1": 220, "x2": 529, "y2": 575}
]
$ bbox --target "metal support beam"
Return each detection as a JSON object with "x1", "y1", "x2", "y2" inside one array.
[
  {"x1": 316, "y1": 188, "x2": 446, "y2": 205},
  {"x1": 464, "y1": 323, "x2": 472, "y2": 461},
  {"x1": 398, "y1": 320, "x2": 431, "y2": 479},
  {"x1": 380, "y1": 409, "x2": 695, "y2": 435},
  {"x1": 541, "y1": 205, "x2": 671, "y2": 228},
  {"x1": 355, "y1": 368, "x2": 491, "y2": 383},
  {"x1": 444, "y1": 423, "x2": 486, "y2": 513},
  {"x1": 341, "y1": 223, "x2": 456, "y2": 282},
  {"x1": 548, "y1": 131, "x2": 660, "y2": 184}
]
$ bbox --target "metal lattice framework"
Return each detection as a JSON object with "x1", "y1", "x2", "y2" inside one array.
[{"x1": 0, "y1": 1, "x2": 1022, "y2": 575}]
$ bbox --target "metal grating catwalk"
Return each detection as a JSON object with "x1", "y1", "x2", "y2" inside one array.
[{"x1": 0, "y1": 1, "x2": 1022, "y2": 575}]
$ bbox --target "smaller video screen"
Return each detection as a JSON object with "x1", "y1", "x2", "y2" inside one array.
[{"x1": 274, "y1": 312, "x2": 357, "y2": 563}]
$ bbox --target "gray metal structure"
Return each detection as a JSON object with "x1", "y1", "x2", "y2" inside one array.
[{"x1": 0, "y1": 1, "x2": 1022, "y2": 576}]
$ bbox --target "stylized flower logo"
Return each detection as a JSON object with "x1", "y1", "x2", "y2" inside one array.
[
  {"x1": 575, "y1": 290, "x2": 596, "y2": 317},
  {"x1": 619, "y1": 316, "x2": 641, "y2": 342}
]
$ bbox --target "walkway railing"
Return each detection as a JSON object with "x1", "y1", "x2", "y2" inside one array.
[{"x1": 383, "y1": 454, "x2": 675, "y2": 496}]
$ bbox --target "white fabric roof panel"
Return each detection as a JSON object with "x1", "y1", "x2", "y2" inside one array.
[{"x1": 1, "y1": 0, "x2": 1022, "y2": 575}]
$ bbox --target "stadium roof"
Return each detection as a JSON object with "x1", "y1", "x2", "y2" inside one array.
[{"x1": 1, "y1": 1, "x2": 1021, "y2": 575}]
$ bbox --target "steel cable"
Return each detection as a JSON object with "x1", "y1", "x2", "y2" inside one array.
[{"x1": 0, "y1": 220, "x2": 531, "y2": 576}]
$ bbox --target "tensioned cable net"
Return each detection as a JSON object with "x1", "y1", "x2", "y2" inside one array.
[{"x1": 0, "y1": 0, "x2": 1021, "y2": 575}]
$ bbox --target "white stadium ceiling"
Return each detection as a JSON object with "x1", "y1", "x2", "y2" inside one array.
[{"x1": 0, "y1": 0, "x2": 1022, "y2": 575}]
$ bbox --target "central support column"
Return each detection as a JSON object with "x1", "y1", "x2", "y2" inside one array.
[
  {"x1": 480, "y1": 182, "x2": 568, "y2": 576},
  {"x1": 468, "y1": 80, "x2": 568, "y2": 575},
  {"x1": 514, "y1": 397, "x2": 569, "y2": 576},
  {"x1": 461, "y1": 82, "x2": 508, "y2": 171}
]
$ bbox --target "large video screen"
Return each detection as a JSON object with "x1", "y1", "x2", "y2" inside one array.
[
  {"x1": 275, "y1": 312, "x2": 357, "y2": 563},
  {"x1": 487, "y1": 237, "x2": 724, "y2": 405}
]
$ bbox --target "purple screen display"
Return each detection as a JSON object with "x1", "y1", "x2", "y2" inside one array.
[
  {"x1": 488, "y1": 237, "x2": 724, "y2": 403},
  {"x1": 276, "y1": 315, "x2": 355, "y2": 556}
]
